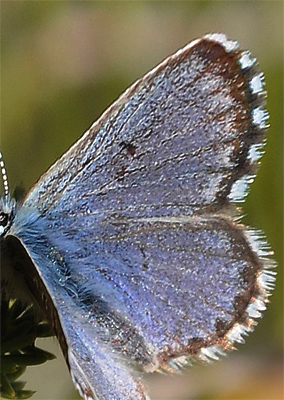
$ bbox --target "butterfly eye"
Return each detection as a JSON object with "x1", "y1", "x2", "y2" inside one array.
[
  {"x1": 0, "y1": 201, "x2": 15, "y2": 236},
  {"x1": 0, "y1": 211, "x2": 9, "y2": 234}
]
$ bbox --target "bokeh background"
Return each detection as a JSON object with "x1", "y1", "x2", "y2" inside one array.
[{"x1": 1, "y1": 1, "x2": 283, "y2": 400}]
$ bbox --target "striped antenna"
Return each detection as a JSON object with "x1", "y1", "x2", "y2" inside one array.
[{"x1": 0, "y1": 151, "x2": 9, "y2": 198}]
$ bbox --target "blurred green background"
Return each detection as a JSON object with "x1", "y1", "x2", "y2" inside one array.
[{"x1": 1, "y1": 1, "x2": 283, "y2": 399}]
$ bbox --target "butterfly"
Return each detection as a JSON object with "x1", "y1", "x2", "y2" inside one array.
[{"x1": 0, "y1": 33, "x2": 276, "y2": 400}]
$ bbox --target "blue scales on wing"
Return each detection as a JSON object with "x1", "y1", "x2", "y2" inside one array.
[{"x1": 10, "y1": 34, "x2": 274, "y2": 400}]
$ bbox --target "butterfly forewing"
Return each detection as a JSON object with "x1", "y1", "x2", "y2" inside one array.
[
  {"x1": 25, "y1": 35, "x2": 264, "y2": 218},
  {"x1": 5, "y1": 33, "x2": 274, "y2": 400}
]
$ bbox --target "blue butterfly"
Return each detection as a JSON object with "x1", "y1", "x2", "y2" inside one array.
[{"x1": 0, "y1": 33, "x2": 276, "y2": 400}]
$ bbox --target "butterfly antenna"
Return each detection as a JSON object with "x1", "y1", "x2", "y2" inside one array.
[{"x1": 0, "y1": 151, "x2": 9, "y2": 198}]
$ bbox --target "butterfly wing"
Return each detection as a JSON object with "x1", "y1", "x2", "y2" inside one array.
[
  {"x1": 10, "y1": 34, "x2": 274, "y2": 400},
  {"x1": 24, "y1": 35, "x2": 266, "y2": 218}
]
